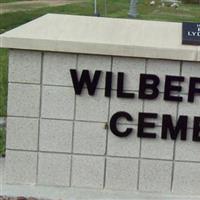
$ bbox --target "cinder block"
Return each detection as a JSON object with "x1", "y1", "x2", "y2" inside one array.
[
  {"x1": 139, "y1": 159, "x2": 172, "y2": 192},
  {"x1": 6, "y1": 117, "x2": 39, "y2": 151},
  {"x1": 107, "y1": 125, "x2": 140, "y2": 157},
  {"x1": 78, "y1": 54, "x2": 111, "y2": 89},
  {"x1": 173, "y1": 162, "x2": 200, "y2": 194},
  {"x1": 72, "y1": 155, "x2": 105, "y2": 189},
  {"x1": 175, "y1": 129, "x2": 200, "y2": 162},
  {"x1": 141, "y1": 127, "x2": 174, "y2": 160},
  {"x1": 41, "y1": 86, "x2": 75, "y2": 120},
  {"x1": 39, "y1": 119, "x2": 73, "y2": 153},
  {"x1": 147, "y1": 59, "x2": 180, "y2": 92},
  {"x1": 73, "y1": 122, "x2": 107, "y2": 155},
  {"x1": 112, "y1": 57, "x2": 145, "y2": 91},
  {"x1": 109, "y1": 91, "x2": 143, "y2": 124},
  {"x1": 105, "y1": 157, "x2": 138, "y2": 191},
  {"x1": 7, "y1": 83, "x2": 40, "y2": 117},
  {"x1": 9, "y1": 50, "x2": 42, "y2": 84},
  {"x1": 76, "y1": 89, "x2": 109, "y2": 122},
  {"x1": 178, "y1": 94, "x2": 200, "y2": 128},
  {"x1": 5, "y1": 150, "x2": 37, "y2": 184},
  {"x1": 144, "y1": 93, "x2": 177, "y2": 126},
  {"x1": 181, "y1": 61, "x2": 200, "y2": 93},
  {"x1": 43, "y1": 52, "x2": 77, "y2": 86},
  {"x1": 38, "y1": 153, "x2": 71, "y2": 186}
]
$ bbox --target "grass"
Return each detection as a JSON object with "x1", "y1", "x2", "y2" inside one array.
[
  {"x1": 0, "y1": 49, "x2": 8, "y2": 117},
  {"x1": 0, "y1": 128, "x2": 6, "y2": 156},
  {"x1": 138, "y1": 0, "x2": 200, "y2": 22},
  {"x1": 2, "y1": 2, "x2": 48, "y2": 12},
  {"x1": 0, "y1": 0, "x2": 200, "y2": 155},
  {"x1": 1, "y1": 0, "x2": 200, "y2": 34},
  {"x1": 0, "y1": 1, "x2": 95, "y2": 34},
  {"x1": 0, "y1": 49, "x2": 7, "y2": 156}
]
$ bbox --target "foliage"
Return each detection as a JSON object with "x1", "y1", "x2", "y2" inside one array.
[
  {"x1": 0, "y1": 128, "x2": 6, "y2": 156},
  {"x1": 0, "y1": 49, "x2": 8, "y2": 117},
  {"x1": 183, "y1": 0, "x2": 200, "y2": 4}
]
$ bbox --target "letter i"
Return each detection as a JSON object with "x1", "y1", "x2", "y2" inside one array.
[{"x1": 105, "y1": 72, "x2": 112, "y2": 97}]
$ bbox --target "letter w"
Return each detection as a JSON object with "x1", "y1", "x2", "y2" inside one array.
[{"x1": 70, "y1": 69, "x2": 101, "y2": 95}]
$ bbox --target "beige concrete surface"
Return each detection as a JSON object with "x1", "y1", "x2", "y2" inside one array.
[
  {"x1": 1, "y1": 182, "x2": 200, "y2": 200},
  {"x1": 0, "y1": 14, "x2": 198, "y2": 61},
  {"x1": 0, "y1": 158, "x2": 5, "y2": 195},
  {"x1": 1, "y1": 158, "x2": 200, "y2": 200}
]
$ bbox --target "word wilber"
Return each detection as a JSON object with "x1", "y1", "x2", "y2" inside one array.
[{"x1": 70, "y1": 69, "x2": 200, "y2": 142}]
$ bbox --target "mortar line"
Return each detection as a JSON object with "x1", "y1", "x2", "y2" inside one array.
[
  {"x1": 35, "y1": 52, "x2": 44, "y2": 184},
  {"x1": 5, "y1": 115, "x2": 128, "y2": 125},
  {"x1": 8, "y1": 83, "x2": 191, "y2": 96},
  {"x1": 10, "y1": 79, "x2": 194, "y2": 96},
  {"x1": 8, "y1": 79, "x2": 192, "y2": 95},
  {"x1": 137, "y1": 58, "x2": 147, "y2": 190},
  {"x1": 5, "y1": 50, "x2": 10, "y2": 154},
  {"x1": 9, "y1": 82, "x2": 40, "y2": 86},
  {"x1": 4, "y1": 115, "x2": 196, "y2": 130},
  {"x1": 103, "y1": 56, "x2": 113, "y2": 189},
  {"x1": 69, "y1": 54, "x2": 79, "y2": 187},
  {"x1": 6, "y1": 148, "x2": 200, "y2": 163},
  {"x1": 170, "y1": 61, "x2": 183, "y2": 192}
]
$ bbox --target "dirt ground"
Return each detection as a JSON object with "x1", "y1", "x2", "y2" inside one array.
[{"x1": 0, "y1": 0, "x2": 87, "y2": 13}]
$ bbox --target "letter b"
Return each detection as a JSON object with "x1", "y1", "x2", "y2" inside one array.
[{"x1": 139, "y1": 74, "x2": 160, "y2": 100}]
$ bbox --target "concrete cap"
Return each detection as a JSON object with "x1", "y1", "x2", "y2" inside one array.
[{"x1": 0, "y1": 14, "x2": 199, "y2": 61}]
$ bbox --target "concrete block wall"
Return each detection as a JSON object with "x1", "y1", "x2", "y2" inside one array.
[{"x1": 5, "y1": 49, "x2": 200, "y2": 194}]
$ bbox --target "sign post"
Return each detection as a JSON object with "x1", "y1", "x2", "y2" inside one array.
[{"x1": 128, "y1": 0, "x2": 138, "y2": 18}]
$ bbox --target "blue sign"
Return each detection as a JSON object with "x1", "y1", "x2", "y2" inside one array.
[{"x1": 182, "y1": 22, "x2": 200, "y2": 45}]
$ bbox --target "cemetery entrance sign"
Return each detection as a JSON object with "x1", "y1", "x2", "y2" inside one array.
[{"x1": 1, "y1": 14, "x2": 200, "y2": 196}]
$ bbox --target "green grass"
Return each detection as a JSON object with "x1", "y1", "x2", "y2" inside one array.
[
  {"x1": 0, "y1": 128, "x2": 6, "y2": 156},
  {"x1": 3, "y1": 2, "x2": 47, "y2": 11},
  {"x1": 138, "y1": 0, "x2": 200, "y2": 22},
  {"x1": 1, "y1": 0, "x2": 200, "y2": 34},
  {"x1": 0, "y1": 49, "x2": 8, "y2": 117},
  {"x1": 0, "y1": 1, "x2": 95, "y2": 33}
]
